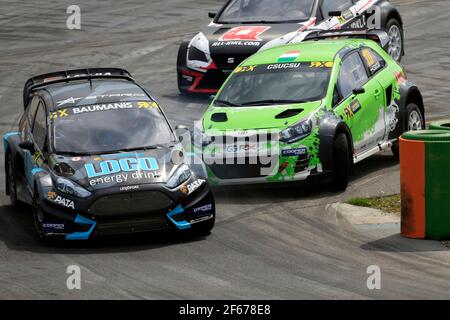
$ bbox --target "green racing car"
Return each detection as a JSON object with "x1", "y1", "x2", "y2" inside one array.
[{"x1": 189, "y1": 30, "x2": 425, "y2": 190}]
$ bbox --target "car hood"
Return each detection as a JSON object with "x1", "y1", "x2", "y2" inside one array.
[
  {"x1": 49, "y1": 145, "x2": 182, "y2": 192},
  {"x1": 204, "y1": 22, "x2": 308, "y2": 56},
  {"x1": 202, "y1": 101, "x2": 323, "y2": 132}
]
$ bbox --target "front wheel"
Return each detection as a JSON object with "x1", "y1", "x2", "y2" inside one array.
[
  {"x1": 331, "y1": 133, "x2": 350, "y2": 191},
  {"x1": 32, "y1": 189, "x2": 47, "y2": 240},
  {"x1": 191, "y1": 215, "x2": 215, "y2": 237},
  {"x1": 392, "y1": 103, "x2": 424, "y2": 161},
  {"x1": 386, "y1": 19, "x2": 404, "y2": 62}
]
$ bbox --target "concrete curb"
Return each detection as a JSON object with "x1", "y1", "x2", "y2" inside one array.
[{"x1": 326, "y1": 203, "x2": 400, "y2": 225}]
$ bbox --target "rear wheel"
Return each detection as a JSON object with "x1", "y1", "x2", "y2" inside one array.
[
  {"x1": 6, "y1": 154, "x2": 19, "y2": 210},
  {"x1": 392, "y1": 103, "x2": 424, "y2": 161},
  {"x1": 386, "y1": 19, "x2": 404, "y2": 62},
  {"x1": 331, "y1": 133, "x2": 350, "y2": 191}
]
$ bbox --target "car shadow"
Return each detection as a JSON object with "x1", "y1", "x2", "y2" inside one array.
[
  {"x1": 0, "y1": 204, "x2": 207, "y2": 254},
  {"x1": 361, "y1": 233, "x2": 449, "y2": 252},
  {"x1": 212, "y1": 152, "x2": 399, "y2": 205}
]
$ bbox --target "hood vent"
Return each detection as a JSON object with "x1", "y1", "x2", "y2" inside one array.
[
  {"x1": 275, "y1": 109, "x2": 303, "y2": 119},
  {"x1": 211, "y1": 113, "x2": 228, "y2": 122}
]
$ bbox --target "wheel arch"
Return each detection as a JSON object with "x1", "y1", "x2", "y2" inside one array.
[{"x1": 318, "y1": 112, "x2": 354, "y2": 172}]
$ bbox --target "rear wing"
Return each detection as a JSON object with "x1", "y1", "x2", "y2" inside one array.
[
  {"x1": 23, "y1": 68, "x2": 134, "y2": 109},
  {"x1": 303, "y1": 29, "x2": 390, "y2": 49}
]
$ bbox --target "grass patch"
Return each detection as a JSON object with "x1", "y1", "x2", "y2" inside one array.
[{"x1": 348, "y1": 194, "x2": 401, "y2": 214}]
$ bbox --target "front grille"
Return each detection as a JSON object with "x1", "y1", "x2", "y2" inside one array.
[
  {"x1": 88, "y1": 191, "x2": 173, "y2": 216},
  {"x1": 95, "y1": 216, "x2": 170, "y2": 236},
  {"x1": 211, "y1": 53, "x2": 250, "y2": 69},
  {"x1": 294, "y1": 154, "x2": 311, "y2": 173},
  {"x1": 209, "y1": 162, "x2": 272, "y2": 179}
]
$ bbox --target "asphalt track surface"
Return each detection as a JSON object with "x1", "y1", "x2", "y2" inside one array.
[{"x1": 1, "y1": 0, "x2": 450, "y2": 299}]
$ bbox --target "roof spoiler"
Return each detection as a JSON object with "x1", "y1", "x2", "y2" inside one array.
[
  {"x1": 303, "y1": 29, "x2": 390, "y2": 49},
  {"x1": 23, "y1": 68, "x2": 134, "y2": 109}
]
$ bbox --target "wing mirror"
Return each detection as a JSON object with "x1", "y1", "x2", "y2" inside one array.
[
  {"x1": 175, "y1": 125, "x2": 190, "y2": 142},
  {"x1": 353, "y1": 87, "x2": 366, "y2": 95},
  {"x1": 208, "y1": 12, "x2": 217, "y2": 19},
  {"x1": 19, "y1": 140, "x2": 34, "y2": 151},
  {"x1": 328, "y1": 11, "x2": 342, "y2": 17}
]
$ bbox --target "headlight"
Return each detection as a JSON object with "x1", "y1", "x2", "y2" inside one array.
[
  {"x1": 188, "y1": 46, "x2": 209, "y2": 63},
  {"x1": 280, "y1": 119, "x2": 313, "y2": 144},
  {"x1": 191, "y1": 128, "x2": 213, "y2": 147},
  {"x1": 56, "y1": 177, "x2": 91, "y2": 198},
  {"x1": 167, "y1": 164, "x2": 192, "y2": 189}
]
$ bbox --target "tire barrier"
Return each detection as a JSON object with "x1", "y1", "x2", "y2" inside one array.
[
  {"x1": 400, "y1": 130, "x2": 450, "y2": 240},
  {"x1": 428, "y1": 120, "x2": 450, "y2": 131}
]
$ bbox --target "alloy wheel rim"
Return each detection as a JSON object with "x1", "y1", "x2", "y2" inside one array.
[
  {"x1": 388, "y1": 25, "x2": 402, "y2": 62},
  {"x1": 408, "y1": 110, "x2": 423, "y2": 131},
  {"x1": 8, "y1": 160, "x2": 16, "y2": 205}
]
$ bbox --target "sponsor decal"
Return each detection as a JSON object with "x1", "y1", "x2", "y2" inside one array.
[
  {"x1": 193, "y1": 204, "x2": 212, "y2": 214},
  {"x1": 72, "y1": 102, "x2": 133, "y2": 115},
  {"x1": 225, "y1": 144, "x2": 257, "y2": 153},
  {"x1": 85, "y1": 157, "x2": 161, "y2": 186},
  {"x1": 278, "y1": 51, "x2": 301, "y2": 63},
  {"x1": 48, "y1": 192, "x2": 75, "y2": 209},
  {"x1": 49, "y1": 109, "x2": 69, "y2": 120},
  {"x1": 180, "y1": 179, "x2": 206, "y2": 195},
  {"x1": 310, "y1": 61, "x2": 334, "y2": 68},
  {"x1": 49, "y1": 101, "x2": 158, "y2": 119},
  {"x1": 234, "y1": 65, "x2": 257, "y2": 73},
  {"x1": 190, "y1": 214, "x2": 214, "y2": 224},
  {"x1": 212, "y1": 41, "x2": 261, "y2": 47},
  {"x1": 137, "y1": 101, "x2": 158, "y2": 109},
  {"x1": 47, "y1": 191, "x2": 57, "y2": 200},
  {"x1": 282, "y1": 148, "x2": 307, "y2": 157},
  {"x1": 43, "y1": 223, "x2": 65, "y2": 231},
  {"x1": 119, "y1": 185, "x2": 140, "y2": 192},
  {"x1": 71, "y1": 157, "x2": 83, "y2": 162},
  {"x1": 219, "y1": 26, "x2": 270, "y2": 42},
  {"x1": 267, "y1": 63, "x2": 301, "y2": 70},
  {"x1": 55, "y1": 93, "x2": 147, "y2": 107},
  {"x1": 344, "y1": 100, "x2": 362, "y2": 120}
]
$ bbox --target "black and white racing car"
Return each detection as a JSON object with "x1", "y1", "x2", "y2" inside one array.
[
  {"x1": 177, "y1": 0, "x2": 404, "y2": 95},
  {"x1": 4, "y1": 68, "x2": 215, "y2": 241}
]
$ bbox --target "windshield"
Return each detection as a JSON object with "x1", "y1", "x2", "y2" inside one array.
[
  {"x1": 217, "y1": 0, "x2": 314, "y2": 23},
  {"x1": 52, "y1": 101, "x2": 175, "y2": 154},
  {"x1": 215, "y1": 62, "x2": 333, "y2": 107}
]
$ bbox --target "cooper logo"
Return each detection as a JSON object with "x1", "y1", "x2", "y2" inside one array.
[
  {"x1": 193, "y1": 204, "x2": 212, "y2": 213},
  {"x1": 219, "y1": 26, "x2": 271, "y2": 42},
  {"x1": 226, "y1": 144, "x2": 256, "y2": 153},
  {"x1": 180, "y1": 179, "x2": 206, "y2": 195}
]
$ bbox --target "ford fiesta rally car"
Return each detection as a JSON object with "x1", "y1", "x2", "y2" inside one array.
[
  {"x1": 177, "y1": 0, "x2": 404, "y2": 95},
  {"x1": 3, "y1": 68, "x2": 215, "y2": 240},
  {"x1": 191, "y1": 31, "x2": 425, "y2": 189}
]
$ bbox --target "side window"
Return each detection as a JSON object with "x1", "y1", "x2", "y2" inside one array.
[
  {"x1": 322, "y1": 0, "x2": 353, "y2": 18},
  {"x1": 360, "y1": 48, "x2": 386, "y2": 76},
  {"x1": 338, "y1": 52, "x2": 369, "y2": 99},
  {"x1": 27, "y1": 96, "x2": 40, "y2": 127},
  {"x1": 32, "y1": 102, "x2": 47, "y2": 151}
]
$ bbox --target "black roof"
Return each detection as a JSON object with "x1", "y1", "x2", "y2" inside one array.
[{"x1": 37, "y1": 79, "x2": 151, "y2": 111}]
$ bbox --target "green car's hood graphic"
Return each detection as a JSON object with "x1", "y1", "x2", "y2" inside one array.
[{"x1": 203, "y1": 101, "x2": 323, "y2": 132}]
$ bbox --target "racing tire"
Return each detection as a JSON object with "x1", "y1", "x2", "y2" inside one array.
[
  {"x1": 177, "y1": 41, "x2": 190, "y2": 96},
  {"x1": 32, "y1": 189, "x2": 48, "y2": 241},
  {"x1": 6, "y1": 154, "x2": 20, "y2": 210},
  {"x1": 331, "y1": 133, "x2": 350, "y2": 191},
  {"x1": 392, "y1": 102, "x2": 424, "y2": 161},
  {"x1": 385, "y1": 19, "x2": 404, "y2": 63},
  {"x1": 191, "y1": 215, "x2": 215, "y2": 237}
]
